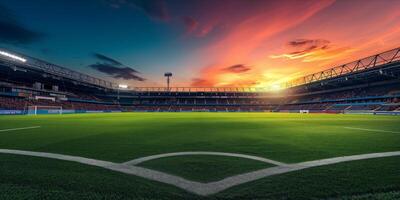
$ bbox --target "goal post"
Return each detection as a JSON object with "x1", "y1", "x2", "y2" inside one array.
[{"x1": 27, "y1": 106, "x2": 63, "y2": 115}]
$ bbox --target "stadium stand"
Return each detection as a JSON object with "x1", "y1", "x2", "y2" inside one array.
[{"x1": 0, "y1": 47, "x2": 399, "y2": 115}]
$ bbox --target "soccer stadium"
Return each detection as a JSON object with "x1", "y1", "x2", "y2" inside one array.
[{"x1": 1, "y1": 0, "x2": 400, "y2": 199}]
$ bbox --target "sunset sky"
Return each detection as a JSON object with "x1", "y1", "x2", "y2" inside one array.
[{"x1": 1, "y1": 0, "x2": 399, "y2": 89}]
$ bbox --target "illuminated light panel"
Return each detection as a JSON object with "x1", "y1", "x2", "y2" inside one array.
[
  {"x1": 0, "y1": 51, "x2": 27, "y2": 63},
  {"x1": 118, "y1": 84, "x2": 128, "y2": 89},
  {"x1": 0, "y1": 51, "x2": 27, "y2": 62}
]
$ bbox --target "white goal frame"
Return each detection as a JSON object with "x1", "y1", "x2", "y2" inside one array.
[{"x1": 27, "y1": 106, "x2": 63, "y2": 115}]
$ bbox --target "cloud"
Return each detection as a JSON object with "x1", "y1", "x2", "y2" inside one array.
[
  {"x1": 288, "y1": 38, "x2": 329, "y2": 47},
  {"x1": 222, "y1": 64, "x2": 251, "y2": 73},
  {"x1": 191, "y1": 78, "x2": 214, "y2": 87},
  {"x1": 285, "y1": 39, "x2": 331, "y2": 57},
  {"x1": 271, "y1": 38, "x2": 331, "y2": 59},
  {"x1": 107, "y1": 0, "x2": 169, "y2": 21},
  {"x1": 270, "y1": 38, "x2": 354, "y2": 62},
  {"x1": 89, "y1": 63, "x2": 145, "y2": 81},
  {"x1": 93, "y1": 53, "x2": 123, "y2": 66},
  {"x1": 89, "y1": 53, "x2": 145, "y2": 81},
  {"x1": 0, "y1": 5, "x2": 43, "y2": 45}
]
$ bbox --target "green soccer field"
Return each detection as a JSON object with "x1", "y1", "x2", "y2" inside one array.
[{"x1": 0, "y1": 113, "x2": 400, "y2": 199}]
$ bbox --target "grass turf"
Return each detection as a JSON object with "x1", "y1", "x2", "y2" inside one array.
[
  {"x1": 137, "y1": 155, "x2": 274, "y2": 182},
  {"x1": 0, "y1": 154, "x2": 196, "y2": 200},
  {"x1": 0, "y1": 113, "x2": 399, "y2": 163},
  {"x1": 0, "y1": 112, "x2": 400, "y2": 199},
  {"x1": 215, "y1": 156, "x2": 400, "y2": 200}
]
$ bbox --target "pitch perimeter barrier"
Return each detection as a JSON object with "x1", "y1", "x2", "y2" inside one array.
[
  {"x1": 0, "y1": 110, "x2": 24, "y2": 115},
  {"x1": 0, "y1": 110, "x2": 122, "y2": 115},
  {"x1": 344, "y1": 110, "x2": 400, "y2": 115}
]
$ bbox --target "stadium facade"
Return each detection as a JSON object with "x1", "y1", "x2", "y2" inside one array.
[{"x1": 0, "y1": 47, "x2": 399, "y2": 115}]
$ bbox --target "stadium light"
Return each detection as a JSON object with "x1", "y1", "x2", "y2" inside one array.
[
  {"x1": 117, "y1": 84, "x2": 128, "y2": 100},
  {"x1": 0, "y1": 50, "x2": 27, "y2": 63},
  {"x1": 118, "y1": 84, "x2": 128, "y2": 89},
  {"x1": 164, "y1": 72, "x2": 173, "y2": 91}
]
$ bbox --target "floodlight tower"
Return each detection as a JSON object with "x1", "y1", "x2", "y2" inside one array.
[
  {"x1": 164, "y1": 72, "x2": 172, "y2": 91},
  {"x1": 117, "y1": 84, "x2": 128, "y2": 100}
]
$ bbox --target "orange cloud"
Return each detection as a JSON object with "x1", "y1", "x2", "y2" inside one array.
[
  {"x1": 191, "y1": 78, "x2": 214, "y2": 87},
  {"x1": 222, "y1": 64, "x2": 251, "y2": 73},
  {"x1": 270, "y1": 39, "x2": 355, "y2": 62}
]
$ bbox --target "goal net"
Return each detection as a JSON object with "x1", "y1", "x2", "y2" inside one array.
[
  {"x1": 299, "y1": 110, "x2": 310, "y2": 114},
  {"x1": 27, "y1": 106, "x2": 63, "y2": 115}
]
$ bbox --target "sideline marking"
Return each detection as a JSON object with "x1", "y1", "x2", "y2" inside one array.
[
  {"x1": 0, "y1": 126, "x2": 41, "y2": 133},
  {"x1": 343, "y1": 127, "x2": 400, "y2": 134},
  {"x1": 0, "y1": 149, "x2": 400, "y2": 196}
]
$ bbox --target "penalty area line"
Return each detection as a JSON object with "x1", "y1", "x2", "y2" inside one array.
[
  {"x1": 0, "y1": 126, "x2": 41, "y2": 133},
  {"x1": 343, "y1": 127, "x2": 400, "y2": 134}
]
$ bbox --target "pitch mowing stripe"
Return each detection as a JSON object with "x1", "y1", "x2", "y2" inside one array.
[
  {"x1": 0, "y1": 126, "x2": 41, "y2": 133},
  {"x1": 343, "y1": 127, "x2": 400, "y2": 134}
]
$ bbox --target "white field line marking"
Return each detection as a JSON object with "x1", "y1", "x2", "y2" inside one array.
[
  {"x1": 0, "y1": 149, "x2": 399, "y2": 196},
  {"x1": 123, "y1": 152, "x2": 287, "y2": 166},
  {"x1": 343, "y1": 127, "x2": 400, "y2": 134},
  {"x1": 0, "y1": 126, "x2": 41, "y2": 133}
]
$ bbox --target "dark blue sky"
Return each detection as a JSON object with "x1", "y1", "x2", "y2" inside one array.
[
  {"x1": 0, "y1": 0, "x2": 399, "y2": 88},
  {"x1": 0, "y1": 0, "x2": 205, "y2": 86}
]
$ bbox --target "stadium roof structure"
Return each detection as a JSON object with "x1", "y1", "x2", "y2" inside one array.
[
  {"x1": 0, "y1": 49, "x2": 117, "y2": 89},
  {"x1": 285, "y1": 47, "x2": 400, "y2": 88},
  {"x1": 285, "y1": 49, "x2": 400, "y2": 95}
]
